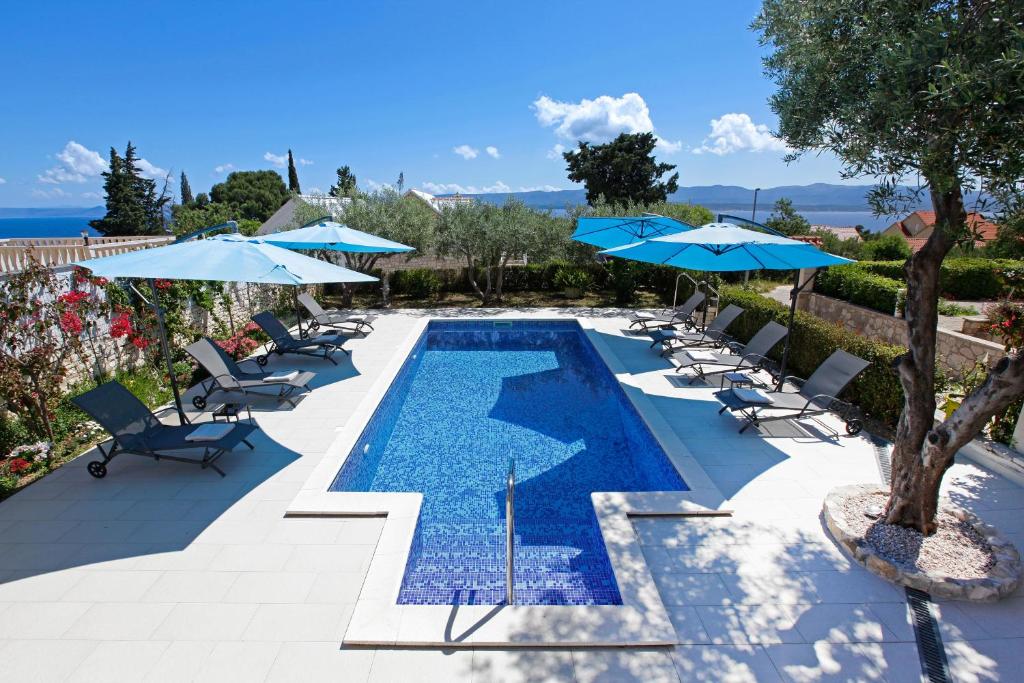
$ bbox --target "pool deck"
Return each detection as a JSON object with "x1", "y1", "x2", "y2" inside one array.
[{"x1": 1, "y1": 308, "x2": 1021, "y2": 681}]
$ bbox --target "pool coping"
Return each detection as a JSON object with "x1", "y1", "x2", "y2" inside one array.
[{"x1": 286, "y1": 315, "x2": 727, "y2": 647}]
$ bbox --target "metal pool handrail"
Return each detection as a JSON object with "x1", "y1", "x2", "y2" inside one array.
[{"x1": 506, "y1": 457, "x2": 515, "y2": 605}]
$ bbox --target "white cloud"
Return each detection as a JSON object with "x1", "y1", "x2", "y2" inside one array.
[
  {"x1": 135, "y1": 158, "x2": 167, "y2": 179},
  {"x1": 264, "y1": 151, "x2": 287, "y2": 168},
  {"x1": 485, "y1": 146, "x2": 500, "y2": 159},
  {"x1": 421, "y1": 180, "x2": 511, "y2": 194},
  {"x1": 39, "y1": 140, "x2": 165, "y2": 184},
  {"x1": 366, "y1": 179, "x2": 395, "y2": 192},
  {"x1": 452, "y1": 145, "x2": 479, "y2": 160},
  {"x1": 32, "y1": 187, "x2": 69, "y2": 198},
  {"x1": 532, "y1": 92, "x2": 681, "y2": 154},
  {"x1": 305, "y1": 186, "x2": 323, "y2": 195},
  {"x1": 693, "y1": 113, "x2": 788, "y2": 156},
  {"x1": 518, "y1": 185, "x2": 562, "y2": 192},
  {"x1": 546, "y1": 143, "x2": 566, "y2": 160},
  {"x1": 214, "y1": 163, "x2": 235, "y2": 174},
  {"x1": 39, "y1": 140, "x2": 107, "y2": 184},
  {"x1": 0, "y1": 177, "x2": 6, "y2": 184},
  {"x1": 299, "y1": 158, "x2": 314, "y2": 166}
]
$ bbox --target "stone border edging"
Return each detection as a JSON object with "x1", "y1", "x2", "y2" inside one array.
[{"x1": 823, "y1": 483, "x2": 1022, "y2": 602}]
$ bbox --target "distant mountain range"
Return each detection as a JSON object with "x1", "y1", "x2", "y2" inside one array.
[
  {"x1": 0, "y1": 206, "x2": 105, "y2": 219},
  {"x1": 457, "y1": 183, "x2": 986, "y2": 213}
]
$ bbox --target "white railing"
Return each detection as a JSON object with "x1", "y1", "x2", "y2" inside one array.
[{"x1": 0, "y1": 235, "x2": 174, "y2": 275}]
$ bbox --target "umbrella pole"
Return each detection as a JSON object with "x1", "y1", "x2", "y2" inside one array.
[
  {"x1": 293, "y1": 288, "x2": 303, "y2": 338},
  {"x1": 776, "y1": 269, "x2": 818, "y2": 391},
  {"x1": 145, "y1": 278, "x2": 188, "y2": 424}
]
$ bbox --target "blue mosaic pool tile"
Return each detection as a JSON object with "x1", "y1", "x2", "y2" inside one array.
[{"x1": 330, "y1": 320, "x2": 687, "y2": 605}]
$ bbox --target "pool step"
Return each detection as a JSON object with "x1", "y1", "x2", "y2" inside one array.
[{"x1": 397, "y1": 519, "x2": 622, "y2": 605}]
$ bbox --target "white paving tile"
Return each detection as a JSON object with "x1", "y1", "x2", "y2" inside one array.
[
  {"x1": 194, "y1": 641, "x2": 283, "y2": 683},
  {"x1": 67, "y1": 640, "x2": 170, "y2": 683},
  {"x1": 571, "y1": 648, "x2": 680, "y2": 683},
  {"x1": 266, "y1": 642, "x2": 375, "y2": 683}
]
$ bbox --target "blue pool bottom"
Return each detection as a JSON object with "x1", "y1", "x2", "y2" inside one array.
[{"x1": 331, "y1": 321, "x2": 687, "y2": 605}]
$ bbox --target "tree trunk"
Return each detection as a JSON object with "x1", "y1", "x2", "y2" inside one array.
[
  {"x1": 465, "y1": 253, "x2": 486, "y2": 303},
  {"x1": 884, "y1": 184, "x2": 1024, "y2": 533}
]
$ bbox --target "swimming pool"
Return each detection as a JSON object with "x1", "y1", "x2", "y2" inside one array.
[{"x1": 331, "y1": 320, "x2": 687, "y2": 605}]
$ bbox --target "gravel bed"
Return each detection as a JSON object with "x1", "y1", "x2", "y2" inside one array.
[{"x1": 839, "y1": 491, "x2": 995, "y2": 579}]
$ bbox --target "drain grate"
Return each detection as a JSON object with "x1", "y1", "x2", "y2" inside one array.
[
  {"x1": 906, "y1": 587, "x2": 951, "y2": 682},
  {"x1": 870, "y1": 434, "x2": 892, "y2": 485}
]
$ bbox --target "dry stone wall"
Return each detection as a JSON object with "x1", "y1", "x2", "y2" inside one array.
[{"x1": 800, "y1": 292, "x2": 1006, "y2": 374}]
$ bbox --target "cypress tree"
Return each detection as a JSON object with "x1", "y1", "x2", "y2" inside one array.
[
  {"x1": 180, "y1": 171, "x2": 194, "y2": 205},
  {"x1": 397, "y1": 172, "x2": 404, "y2": 193},
  {"x1": 90, "y1": 142, "x2": 162, "y2": 236},
  {"x1": 287, "y1": 149, "x2": 301, "y2": 194}
]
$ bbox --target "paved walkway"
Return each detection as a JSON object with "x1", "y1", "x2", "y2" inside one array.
[{"x1": 0, "y1": 309, "x2": 1019, "y2": 681}]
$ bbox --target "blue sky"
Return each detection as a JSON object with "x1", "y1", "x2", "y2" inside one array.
[{"x1": 0, "y1": 0, "x2": 853, "y2": 207}]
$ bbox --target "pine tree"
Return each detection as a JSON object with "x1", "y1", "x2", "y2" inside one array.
[
  {"x1": 329, "y1": 166, "x2": 357, "y2": 197},
  {"x1": 179, "y1": 171, "x2": 194, "y2": 205},
  {"x1": 287, "y1": 150, "x2": 301, "y2": 194},
  {"x1": 396, "y1": 172, "x2": 404, "y2": 193}
]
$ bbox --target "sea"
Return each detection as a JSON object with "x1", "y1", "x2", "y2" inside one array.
[
  {"x1": 547, "y1": 209, "x2": 890, "y2": 232},
  {"x1": 0, "y1": 217, "x2": 99, "y2": 240}
]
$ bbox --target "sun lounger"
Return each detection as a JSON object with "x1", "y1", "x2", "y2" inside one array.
[
  {"x1": 252, "y1": 311, "x2": 349, "y2": 366},
  {"x1": 668, "y1": 320, "x2": 788, "y2": 385},
  {"x1": 72, "y1": 380, "x2": 257, "y2": 478},
  {"x1": 648, "y1": 304, "x2": 744, "y2": 355},
  {"x1": 185, "y1": 337, "x2": 316, "y2": 410},
  {"x1": 627, "y1": 292, "x2": 705, "y2": 332},
  {"x1": 298, "y1": 292, "x2": 377, "y2": 337},
  {"x1": 714, "y1": 349, "x2": 869, "y2": 436}
]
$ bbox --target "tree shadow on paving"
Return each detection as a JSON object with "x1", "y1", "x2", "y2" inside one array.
[
  {"x1": 493, "y1": 514, "x2": 945, "y2": 681},
  {"x1": 0, "y1": 427, "x2": 299, "y2": 585}
]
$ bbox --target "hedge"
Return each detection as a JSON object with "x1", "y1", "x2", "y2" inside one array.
[
  {"x1": 815, "y1": 266, "x2": 902, "y2": 314},
  {"x1": 718, "y1": 285, "x2": 906, "y2": 425},
  {"x1": 857, "y1": 259, "x2": 1024, "y2": 300}
]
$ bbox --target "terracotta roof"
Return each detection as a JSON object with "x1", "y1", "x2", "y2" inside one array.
[
  {"x1": 900, "y1": 210, "x2": 999, "y2": 241},
  {"x1": 811, "y1": 225, "x2": 862, "y2": 241},
  {"x1": 905, "y1": 237, "x2": 930, "y2": 253}
]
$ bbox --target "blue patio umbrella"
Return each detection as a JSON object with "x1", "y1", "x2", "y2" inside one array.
[
  {"x1": 601, "y1": 223, "x2": 855, "y2": 387},
  {"x1": 262, "y1": 220, "x2": 415, "y2": 253},
  {"x1": 571, "y1": 214, "x2": 695, "y2": 250},
  {"x1": 75, "y1": 229, "x2": 377, "y2": 421}
]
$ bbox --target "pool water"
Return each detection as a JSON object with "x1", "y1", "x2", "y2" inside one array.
[{"x1": 331, "y1": 320, "x2": 687, "y2": 605}]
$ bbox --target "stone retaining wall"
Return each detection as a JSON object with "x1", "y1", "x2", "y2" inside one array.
[{"x1": 800, "y1": 292, "x2": 1005, "y2": 374}]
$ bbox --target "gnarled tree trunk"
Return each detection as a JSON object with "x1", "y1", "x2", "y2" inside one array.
[{"x1": 885, "y1": 185, "x2": 1024, "y2": 533}]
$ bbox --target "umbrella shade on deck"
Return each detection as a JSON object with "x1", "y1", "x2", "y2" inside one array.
[
  {"x1": 571, "y1": 214, "x2": 694, "y2": 250},
  {"x1": 76, "y1": 233, "x2": 378, "y2": 284},
  {"x1": 75, "y1": 232, "x2": 377, "y2": 422},
  {"x1": 601, "y1": 223, "x2": 855, "y2": 389},
  {"x1": 599, "y1": 223, "x2": 853, "y2": 271},
  {"x1": 263, "y1": 221, "x2": 414, "y2": 253}
]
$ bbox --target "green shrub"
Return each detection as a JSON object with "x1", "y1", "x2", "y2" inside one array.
[
  {"x1": 396, "y1": 268, "x2": 442, "y2": 299},
  {"x1": 858, "y1": 258, "x2": 1024, "y2": 300},
  {"x1": 815, "y1": 266, "x2": 902, "y2": 314},
  {"x1": 861, "y1": 234, "x2": 912, "y2": 260},
  {"x1": 719, "y1": 286, "x2": 906, "y2": 425},
  {"x1": 937, "y1": 300, "x2": 978, "y2": 316},
  {"x1": 553, "y1": 266, "x2": 594, "y2": 295}
]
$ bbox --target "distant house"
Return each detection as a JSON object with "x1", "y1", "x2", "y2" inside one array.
[
  {"x1": 257, "y1": 194, "x2": 351, "y2": 236},
  {"x1": 405, "y1": 189, "x2": 474, "y2": 214},
  {"x1": 882, "y1": 210, "x2": 998, "y2": 252},
  {"x1": 811, "y1": 225, "x2": 862, "y2": 241}
]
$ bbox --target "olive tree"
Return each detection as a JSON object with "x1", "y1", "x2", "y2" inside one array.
[
  {"x1": 436, "y1": 198, "x2": 562, "y2": 305},
  {"x1": 755, "y1": 0, "x2": 1024, "y2": 533}
]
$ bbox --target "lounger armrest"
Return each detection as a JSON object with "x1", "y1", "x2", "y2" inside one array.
[
  {"x1": 724, "y1": 340, "x2": 745, "y2": 354},
  {"x1": 805, "y1": 392, "x2": 842, "y2": 408},
  {"x1": 213, "y1": 373, "x2": 247, "y2": 392},
  {"x1": 739, "y1": 352, "x2": 774, "y2": 367},
  {"x1": 778, "y1": 375, "x2": 806, "y2": 392}
]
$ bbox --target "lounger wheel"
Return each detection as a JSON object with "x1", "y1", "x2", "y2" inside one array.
[
  {"x1": 309, "y1": 320, "x2": 320, "y2": 331},
  {"x1": 845, "y1": 419, "x2": 863, "y2": 436},
  {"x1": 192, "y1": 395, "x2": 207, "y2": 410},
  {"x1": 87, "y1": 461, "x2": 107, "y2": 478},
  {"x1": 299, "y1": 329, "x2": 309, "y2": 339},
  {"x1": 256, "y1": 354, "x2": 269, "y2": 367}
]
